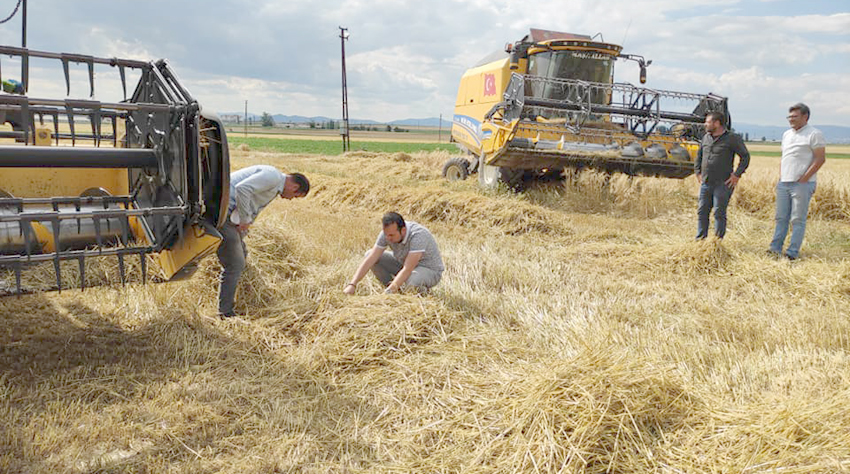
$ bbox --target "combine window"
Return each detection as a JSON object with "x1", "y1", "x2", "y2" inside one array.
[{"x1": 526, "y1": 51, "x2": 613, "y2": 104}]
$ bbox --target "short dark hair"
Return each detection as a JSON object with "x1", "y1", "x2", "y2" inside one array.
[
  {"x1": 289, "y1": 172, "x2": 310, "y2": 195},
  {"x1": 789, "y1": 103, "x2": 810, "y2": 119},
  {"x1": 706, "y1": 111, "x2": 725, "y2": 124},
  {"x1": 382, "y1": 211, "x2": 405, "y2": 230}
]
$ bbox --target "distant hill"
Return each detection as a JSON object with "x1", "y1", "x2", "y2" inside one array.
[
  {"x1": 388, "y1": 117, "x2": 452, "y2": 128},
  {"x1": 219, "y1": 113, "x2": 453, "y2": 128},
  {"x1": 218, "y1": 113, "x2": 849, "y2": 143}
]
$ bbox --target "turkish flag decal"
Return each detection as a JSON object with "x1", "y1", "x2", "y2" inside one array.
[{"x1": 483, "y1": 74, "x2": 496, "y2": 96}]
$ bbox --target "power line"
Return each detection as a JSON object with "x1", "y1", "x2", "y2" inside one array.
[{"x1": 0, "y1": 0, "x2": 22, "y2": 24}]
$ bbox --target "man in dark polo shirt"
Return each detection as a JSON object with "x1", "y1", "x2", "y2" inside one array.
[
  {"x1": 343, "y1": 212, "x2": 444, "y2": 295},
  {"x1": 694, "y1": 111, "x2": 750, "y2": 240}
]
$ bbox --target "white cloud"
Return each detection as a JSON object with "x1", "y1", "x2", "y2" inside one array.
[
  {"x1": 2, "y1": 0, "x2": 847, "y2": 126},
  {"x1": 82, "y1": 28, "x2": 152, "y2": 61},
  {"x1": 650, "y1": 63, "x2": 849, "y2": 125},
  {"x1": 349, "y1": 46, "x2": 440, "y2": 91},
  {"x1": 772, "y1": 13, "x2": 850, "y2": 34}
]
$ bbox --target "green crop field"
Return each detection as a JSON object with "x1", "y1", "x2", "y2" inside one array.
[
  {"x1": 749, "y1": 150, "x2": 850, "y2": 159},
  {"x1": 747, "y1": 142, "x2": 850, "y2": 159},
  {"x1": 228, "y1": 136, "x2": 458, "y2": 155},
  {"x1": 228, "y1": 135, "x2": 850, "y2": 159}
]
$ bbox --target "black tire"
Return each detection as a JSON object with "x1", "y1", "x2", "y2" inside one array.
[{"x1": 442, "y1": 157, "x2": 470, "y2": 181}]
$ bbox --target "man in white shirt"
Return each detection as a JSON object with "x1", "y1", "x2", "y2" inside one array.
[
  {"x1": 218, "y1": 165, "x2": 309, "y2": 317},
  {"x1": 768, "y1": 103, "x2": 826, "y2": 260}
]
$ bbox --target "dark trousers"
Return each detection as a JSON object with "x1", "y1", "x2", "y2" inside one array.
[
  {"x1": 697, "y1": 181, "x2": 734, "y2": 239},
  {"x1": 216, "y1": 223, "x2": 247, "y2": 315}
]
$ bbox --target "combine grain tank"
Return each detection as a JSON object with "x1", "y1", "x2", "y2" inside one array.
[
  {"x1": 446, "y1": 28, "x2": 730, "y2": 188},
  {"x1": 0, "y1": 45, "x2": 229, "y2": 294}
]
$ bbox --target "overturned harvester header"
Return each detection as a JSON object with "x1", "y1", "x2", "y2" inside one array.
[
  {"x1": 447, "y1": 28, "x2": 730, "y2": 188},
  {"x1": 0, "y1": 46, "x2": 229, "y2": 295}
]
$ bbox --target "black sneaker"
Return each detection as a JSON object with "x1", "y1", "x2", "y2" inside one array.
[{"x1": 784, "y1": 253, "x2": 797, "y2": 261}]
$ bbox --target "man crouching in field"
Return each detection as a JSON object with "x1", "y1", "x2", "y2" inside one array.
[{"x1": 343, "y1": 212, "x2": 444, "y2": 295}]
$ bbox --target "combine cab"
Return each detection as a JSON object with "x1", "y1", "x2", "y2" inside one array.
[
  {"x1": 0, "y1": 46, "x2": 229, "y2": 294},
  {"x1": 447, "y1": 29, "x2": 730, "y2": 188}
]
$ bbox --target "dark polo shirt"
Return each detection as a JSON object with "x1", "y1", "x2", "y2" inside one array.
[{"x1": 695, "y1": 130, "x2": 750, "y2": 183}]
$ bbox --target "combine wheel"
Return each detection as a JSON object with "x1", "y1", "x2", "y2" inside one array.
[{"x1": 442, "y1": 157, "x2": 470, "y2": 181}]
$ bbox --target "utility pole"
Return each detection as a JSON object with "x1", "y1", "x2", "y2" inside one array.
[
  {"x1": 438, "y1": 114, "x2": 442, "y2": 143},
  {"x1": 244, "y1": 100, "x2": 248, "y2": 138},
  {"x1": 1, "y1": 0, "x2": 29, "y2": 90},
  {"x1": 21, "y1": 0, "x2": 27, "y2": 92},
  {"x1": 339, "y1": 26, "x2": 350, "y2": 152}
]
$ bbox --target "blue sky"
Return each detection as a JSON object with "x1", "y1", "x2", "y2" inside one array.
[
  {"x1": 0, "y1": 0, "x2": 847, "y2": 127},
  {"x1": 667, "y1": 0, "x2": 843, "y2": 18}
]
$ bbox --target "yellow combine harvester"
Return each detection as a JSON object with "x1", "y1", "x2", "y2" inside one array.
[
  {"x1": 0, "y1": 46, "x2": 229, "y2": 295},
  {"x1": 446, "y1": 28, "x2": 730, "y2": 188}
]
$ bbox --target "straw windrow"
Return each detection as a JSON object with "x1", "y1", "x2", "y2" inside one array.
[{"x1": 2, "y1": 149, "x2": 849, "y2": 472}]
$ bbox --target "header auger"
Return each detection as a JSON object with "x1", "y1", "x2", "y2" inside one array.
[
  {"x1": 0, "y1": 46, "x2": 229, "y2": 295},
  {"x1": 447, "y1": 28, "x2": 730, "y2": 189}
]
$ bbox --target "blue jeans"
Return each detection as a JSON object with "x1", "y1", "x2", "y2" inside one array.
[
  {"x1": 770, "y1": 181, "x2": 816, "y2": 258},
  {"x1": 697, "y1": 181, "x2": 734, "y2": 239}
]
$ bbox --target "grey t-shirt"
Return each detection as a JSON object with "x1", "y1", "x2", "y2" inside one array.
[{"x1": 376, "y1": 221, "x2": 444, "y2": 273}]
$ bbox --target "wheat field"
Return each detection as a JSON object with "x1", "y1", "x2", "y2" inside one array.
[{"x1": 1, "y1": 148, "x2": 849, "y2": 473}]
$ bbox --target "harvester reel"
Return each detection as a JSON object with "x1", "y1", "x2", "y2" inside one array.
[
  {"x1": 0, "y1": 47, "x2": 230, "y2": 295},
  {"x1": 474, "y1": 74, "x2": 729, "y2": 185}
]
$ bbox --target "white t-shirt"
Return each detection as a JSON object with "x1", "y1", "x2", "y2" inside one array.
[{"x1": 780, "y1": 124, "x2": 826, "y2": 182}]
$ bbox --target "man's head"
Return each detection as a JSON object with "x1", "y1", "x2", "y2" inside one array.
[
  {"x1": 704, "y1": 111, "x2": 726, "y2": 136},
  {"x1": 281, "y1": 173, "x2": 310, "y2": 200},
  {"x1": 787, "y1": 103, "x2": 810, "y2": 131},
  {"x1": 381, "y1": 211, "x2": 406, "y2": 244}
]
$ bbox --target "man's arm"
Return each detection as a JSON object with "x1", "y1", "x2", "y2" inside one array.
[
  {"x1": 386, "y1": 251, "x2": 423, "y2": 294},
  {"x1": 726, "y1": 137, "x2": 751, "y2": 187},
  {"x1": 798, "y1": 147, "x2": 826, "y2": 183},
  {"x1": 343, "y1": 246, "x2": 385, "y2": 294}
]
